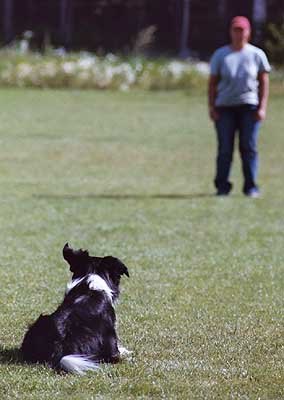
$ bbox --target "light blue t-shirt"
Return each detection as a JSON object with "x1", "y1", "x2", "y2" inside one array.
[{"x1": 210, "y1": 43, "x2": 271, "y2": 107}]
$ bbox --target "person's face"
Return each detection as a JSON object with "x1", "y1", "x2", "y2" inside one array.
[{"x1": 230, "y1": 26, "x2": 250, "y2": 45}]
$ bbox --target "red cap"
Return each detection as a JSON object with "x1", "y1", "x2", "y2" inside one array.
[{"x1": 231, "y1": 16, "x2": 251, "y2": 30}]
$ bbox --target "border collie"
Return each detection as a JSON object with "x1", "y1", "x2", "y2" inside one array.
[{"x1": 21, "y1": 243, "x2": 130, "y2": 374}]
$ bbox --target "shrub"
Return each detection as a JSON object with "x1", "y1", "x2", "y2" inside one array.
[
  {"x1": 0, "y1": 48, "x2": 209, "y2": 91},
  {"x1": 264, "y1": 20, "x2": 284, "y2": 65}
]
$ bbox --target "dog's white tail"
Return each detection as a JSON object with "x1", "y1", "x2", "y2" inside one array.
[{"x1": 60, "y1": 355, "x2": 100, "y2": 375}]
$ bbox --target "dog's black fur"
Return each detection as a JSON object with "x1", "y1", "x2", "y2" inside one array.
[{"x1": 21, "y1": 243, "x2": 129, "y2": 374}]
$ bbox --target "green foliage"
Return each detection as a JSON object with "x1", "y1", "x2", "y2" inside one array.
[
  {"x1": 0, "y1": 49, "x2": 208, "y2": 91},
  {"x1": 264, "y1": 20, "x2": 284, "y2": 65},
  {"x1": 0, "y1": 89, "x2": 283, "y2": 399}
]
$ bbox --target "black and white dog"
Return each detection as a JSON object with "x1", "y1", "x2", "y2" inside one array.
[{"x1": 21, "y1": 243, "x2": 130, "y2": 374}]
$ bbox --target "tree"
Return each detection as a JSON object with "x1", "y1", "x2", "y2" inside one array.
[
  {"x1": 252, "y1": 0, "x2": 267, "y2": 43},
  {"x1": 60, "y1": 0, "x2": 73, "y2": 48},
  {"x1": 179, "y1": 0, "x2": 191, "y2": 58},
  {"x1": 3, "y1": 0, "x2": 14, "y2": 44}
]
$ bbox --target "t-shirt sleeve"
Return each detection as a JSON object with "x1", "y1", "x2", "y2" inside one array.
[
  {"x1": 257, "y1": 50, "x2": 271, "y2": 73},
  {"x1": 210, "y1": 50, "x2": 221, "y2": 76}
]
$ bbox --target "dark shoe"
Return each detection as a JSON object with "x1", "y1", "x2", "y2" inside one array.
[
  {"x1": 216, "y1": 190, "x2": 230, "y2": 196},
  {"x1": 215, "y1": 181, "x2": 232, "y2": 197}
]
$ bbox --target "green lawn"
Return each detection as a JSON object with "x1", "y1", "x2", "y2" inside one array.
[{"x1": 0, "y1": 88, "x2": 284, "y2": 399}]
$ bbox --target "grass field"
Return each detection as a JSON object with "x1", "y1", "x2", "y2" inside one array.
[{"x1": 0, "y1": 87, "x2": 284, "y2": 399}]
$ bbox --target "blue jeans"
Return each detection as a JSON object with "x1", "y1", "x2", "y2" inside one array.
[{"x1": 214, "y1": 105, "x2": 261, "y2": 194}]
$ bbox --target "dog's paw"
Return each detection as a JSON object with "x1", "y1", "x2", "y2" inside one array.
[{"x1": 118, "y1": 346, "x2": 133, "y2": 358}]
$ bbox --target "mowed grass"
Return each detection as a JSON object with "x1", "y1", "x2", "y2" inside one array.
[{"x1": 0, "y1": 87, "x2": 284, "y2": 400}]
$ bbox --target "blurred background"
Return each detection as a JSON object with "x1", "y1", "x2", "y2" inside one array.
[
  {"x1": 1, "y1": 0, "x2": 284, "y2": 61},
  {"x1": 0, "y1": 5, "x2": 284, "y2": 397}
]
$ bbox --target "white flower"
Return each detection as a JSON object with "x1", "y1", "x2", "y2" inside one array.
[
  {"x1": 17, "y1": 63, "x2": 33, "y2": 79},
  {"x1": 121, "y1": 64, "x2": 136, "y2": 84},
  {"x1": 23, "y1": 30, "x2": 33, "y2": 39},
  {"x1": 78, "y1": 57, "x2": 95, "y2": 70},
  {"x1": 104, "y1": 65, "x2": 114, "y2": 81},
  {"x1": 167, "y1": 61, "x2": 188, "y2": 78},
  {"x1": 62, "y1": 62, "x2": 76, "y2": 74},
  {"x1": 194, "y1": 62, "x2": 210, "y2": 75},
  {"x1": 53, "y1": 47, "x2": 66, "y2": 57},
  {"x1": 105, "y1": 53, "x2": 118, "y2": 63},
  {"x1": 134, "y1": 61, "x2": 143, "y2": 73},
  {"x1": 111, "y1": 63, "x2": 136, "y2": 84},
  {"x1": 39, "y1": 62, "x2": 57, "y2": 78},
  {"x1": 19, "y1": 40, "x2": 29, "y2": 54}
]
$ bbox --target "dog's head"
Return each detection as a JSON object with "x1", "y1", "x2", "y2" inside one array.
[
  {"x1": 63, "y1": 243, "x2": 93, "y2": 278},
  {"x1": 63, "y1": 243, "x2": 129, "y2": 300}
]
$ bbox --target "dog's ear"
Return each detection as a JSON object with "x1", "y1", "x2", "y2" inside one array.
[
  {"x1": 62, "y1": 243, "x2": 90, "y2": 273},
  {"x1": 102, "y1": 256, "x2": 129, "y2": 277}
]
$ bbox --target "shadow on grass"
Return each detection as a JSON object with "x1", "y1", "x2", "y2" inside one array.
[
  {"x1": 34, "y1": 193, "x2": 214, "y2": 200},
  {"x1": 0, "y1": 346, "x2": 22, "y2": 365}
]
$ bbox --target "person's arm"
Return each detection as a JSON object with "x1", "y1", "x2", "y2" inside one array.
[
  {"x1": 208, "y1": 75, "x2": 219, "y2": 121},
  {"x1": 256, "y1": 72, "x2": 269, "y2": 121}
]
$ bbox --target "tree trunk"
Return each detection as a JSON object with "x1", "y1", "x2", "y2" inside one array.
[
  {"x1": 60, "y1": 0, "x2": 73, "y2": 48},
  {"x1": 252, "y1": 0, "x2": 267, "y2": 44},
  {"x1": 179, "y1": 0, "x2": 191, "y2": 58},
  {"x1": 218, "y1": 0, "x2": 226, "y2": 18},
  {"x1": 26, "y1": 0, "x2": 34, "y2": 28},
  {"x1": 3, "y1": 0, "x2": 14, "y2": 44}
]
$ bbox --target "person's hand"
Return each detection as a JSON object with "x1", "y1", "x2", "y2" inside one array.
[
  {"x1": 255, "y1": 107, "x2": 266, "y2": 121},
  {"x1": 209, "y1": 107, "x2": 219, "y2": 121}
]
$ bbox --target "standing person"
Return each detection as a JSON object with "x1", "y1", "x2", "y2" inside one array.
[{"x1": 208, "y1": 16, "x2": 271, "y2": 197}]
